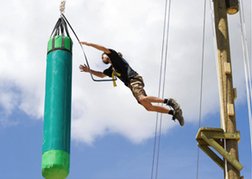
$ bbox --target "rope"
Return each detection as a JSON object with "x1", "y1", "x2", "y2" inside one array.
[
  {"x1": 238, "y1": 0, "x2": 252, "y2": 178},
  {"x1": 50, "y1": 17, "x2": 70, "y2": 38},
  {"x1": 150, "y1": 0, "x2": 171, "y2": 178},
  {"x1": 195, "y1": 0, "x2": 207, "y2": 178},
  {"x1": 60, "y1": 13, "x2": 116, "y2": 83}
]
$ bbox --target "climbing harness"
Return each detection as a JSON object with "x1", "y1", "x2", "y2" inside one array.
[
  {"x1": 58, "y1": 1, "x2": 117, "y2": 86},
  {"x1": 112, "y1": 70, "x2": 121, "y2": 87}
]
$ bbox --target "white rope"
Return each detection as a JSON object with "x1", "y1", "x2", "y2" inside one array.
[
  {"x1": 60, "y1": 0, "x2": 66, "y2": 14},
  {"x1": 150, "y1": 0, "x2": 172, "y2": 178},
  {"x1": 196, "y1": 0, "x2": 207, "y2": 178},
  {"x1": 238, "y1": 1, "x2": 252, "y2": 178}
]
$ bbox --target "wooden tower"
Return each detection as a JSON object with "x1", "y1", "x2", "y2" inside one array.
[{"x1": 196, "y1": 0, "x2": 243, "y2": 178}]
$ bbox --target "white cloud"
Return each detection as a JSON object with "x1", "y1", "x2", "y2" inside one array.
[
  {"x1": 0, "y1": 88, "x2": 18, "y2": 115},
  {"x1": 0, "y1": 0, "x2": 251, "y2": 144}
]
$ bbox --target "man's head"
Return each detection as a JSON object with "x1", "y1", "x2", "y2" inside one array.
[
  {"x1": 101, "y1": 53, "x2": 110, "y2": 64},
  {"x1": 101, "y1": 52, "x2": 123, "y2": 64}
]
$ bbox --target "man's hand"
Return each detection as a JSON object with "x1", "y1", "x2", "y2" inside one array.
[
  {"x1": 79, "y1": 64, "x2": 106, "y2": 78},
  {"x1": 79, "y1": 64, "x2": 90, "y2": 73},
  {"x1": 79, "y1": 41, "x2": 90, "y2": 46},
  {"x1": 79, "y1": 41, "x2": 110, "y2": 54}
]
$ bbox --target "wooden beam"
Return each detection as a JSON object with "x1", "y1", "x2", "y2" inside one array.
[{"x1": 201, "y1": 133, "x2": 243, "y2": 171}]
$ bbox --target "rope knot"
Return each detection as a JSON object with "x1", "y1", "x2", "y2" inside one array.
[{"x1": 60, "y1": 0, "x2": 66, "y2": 14}]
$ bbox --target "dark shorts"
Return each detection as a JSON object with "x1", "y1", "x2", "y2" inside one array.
[{"x1": 128, "y1": 75, "x2": 147, "y2": 102}]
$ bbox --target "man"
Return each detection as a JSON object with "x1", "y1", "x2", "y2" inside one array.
[{"x1": 79, "y1": 41, "x2": 184, "y2": 126}]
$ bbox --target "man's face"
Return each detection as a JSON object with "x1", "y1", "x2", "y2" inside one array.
[{"x1": 102, "y1": 54, "x2": 110, "y2": 64}]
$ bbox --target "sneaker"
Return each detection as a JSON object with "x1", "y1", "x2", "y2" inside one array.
[
  {"x1": 172, "y1": 109, "x2": 184, "y2": 126},
  {"x1": 167, "y1": 98, "x2": 184, "y2": 126},
  {"x1": 166, "y1": 98, "x2": 180, "y2": 111}
]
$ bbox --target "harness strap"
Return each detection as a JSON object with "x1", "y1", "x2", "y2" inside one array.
[{"x1": 112, "y1": 70, "x2": 121, "y2": 87}]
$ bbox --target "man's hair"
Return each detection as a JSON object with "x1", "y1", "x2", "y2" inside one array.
[
  {"x1": 117, "y1": 52, "x2": 123, "y2": 57},
  {"x1": 101, "y1": 52, "x2": 106, "y2": 58},
  {"x1": 101, "y1": 52, "x2": 123, "y2": 57},
  {"x1": 101, "y1": 52, "x2": 109, "y2": 64}
]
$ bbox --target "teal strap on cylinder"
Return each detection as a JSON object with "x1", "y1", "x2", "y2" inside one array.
[
  {"x1": 47, "y1": 35, "x2": 72, "y2": 53},
  {"x1": 47, "y1": 17, "x2": 73, "y2": 53}
]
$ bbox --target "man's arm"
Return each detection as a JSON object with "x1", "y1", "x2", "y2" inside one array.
[
  {"x1": 79, "y1": 41, "x2": 111, "y2": 54},
  {"x1": 79, "y1": 64, "x2": 106, "y2": 78}
]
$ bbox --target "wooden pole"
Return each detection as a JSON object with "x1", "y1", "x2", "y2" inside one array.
[{"x1": 212, "y1": 0, "x2": 240, "y2": 178}]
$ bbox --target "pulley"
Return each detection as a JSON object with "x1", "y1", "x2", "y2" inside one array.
[{"x1": 225, "y1": 0, "x2": 239, "y2": 15}]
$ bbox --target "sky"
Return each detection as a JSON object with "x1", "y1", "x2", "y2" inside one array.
[{"x1": 0, "y1": 0, "x2": 251, "y2": 179}]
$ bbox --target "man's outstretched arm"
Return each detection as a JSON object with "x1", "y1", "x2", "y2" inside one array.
[
  {"x1": 79, "y1": 64, "x2": 106, "y2": 78},
  {"x1": 80, "y1": 41, "x2": 111, "y2": 54}
]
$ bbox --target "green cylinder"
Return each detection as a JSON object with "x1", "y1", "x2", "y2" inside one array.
[{"x1": 42, "y1": 35, "x2": 72, "y2": 179}]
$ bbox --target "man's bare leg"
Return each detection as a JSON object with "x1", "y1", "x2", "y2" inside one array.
[
  {"x1": 138, "y1": 96, "x2": 171, "y2": 114},
  {"x1": 136, "y1": 95, "x2": 184, "y2": 126},
  {"x1": 143, "y1": 96, "x2": 165, "y2": 103}
]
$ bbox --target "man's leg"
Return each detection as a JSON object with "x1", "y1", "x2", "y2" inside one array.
[
  {"x1": 138, "y1": 95, "x2": 172, "y2": 114},
  {"x1": 142, "y1": 96, "x2": 165, "y2": 103},
  {"x1": 128, "y1": 76, "x2": 184, "y2": 125},
  {"x1": 138, "y1": 95, "x2": 184, "y2": 125}
]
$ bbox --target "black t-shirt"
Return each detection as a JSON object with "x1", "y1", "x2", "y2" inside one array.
[{"x1": 103, "y1": 49, "x2": 138, "y2": 86}]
